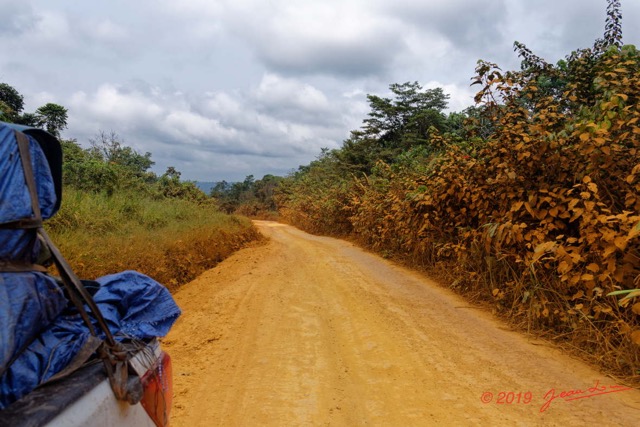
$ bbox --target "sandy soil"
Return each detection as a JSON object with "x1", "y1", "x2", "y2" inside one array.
[{"x1": 162, "y1": 221, "x2": 640, "y2": 426}]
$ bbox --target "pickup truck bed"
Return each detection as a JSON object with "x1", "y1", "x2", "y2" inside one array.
[
  {"x1": 1, "y1": 362, "x2": 112, "y2": 427},
  {"x1": 0, "y1": 341, "x2": 167, "y2": 427}
]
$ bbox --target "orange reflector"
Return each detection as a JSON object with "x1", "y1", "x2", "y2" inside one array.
[{"x1": 140, "y1": 351, "x2": 173, "y2": 427}]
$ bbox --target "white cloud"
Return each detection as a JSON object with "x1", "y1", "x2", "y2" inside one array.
[
  {"x1": 70, "y1": 84, "x2": 164, "y2": 124},
  {"x1": 423, "y1": 81, "x2": 476, "y2": 113},
  {"x1": 202, "y1": 92, "x2": 243, "y2": 119},
  {"x1": 162, "y1": 110, "x2": 237, "y2": 145},
  {"x1": 255, "y1": 74, "x2": 329, "y2": 114},
  {"x1": 11, "y1": 10, "x2": 76, "y2": 54},
  {"x1": 64, "y1": 79, "x2": 347, "y2": 180},
  {"x1": 2, "y1": 0, "x2": 640, "y2": 181},
  {"x1": 89, "y1": 19, "x2": 129, "y2": 42}
]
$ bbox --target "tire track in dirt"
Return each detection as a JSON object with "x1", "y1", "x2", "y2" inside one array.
[{"x1": 162, "y1": 221, "x2": 640, "y2": 426}]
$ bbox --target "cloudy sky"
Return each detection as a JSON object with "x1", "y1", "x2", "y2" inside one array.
[{"x1": 2, "y1": 0, "x2": 639, "y2": 182}]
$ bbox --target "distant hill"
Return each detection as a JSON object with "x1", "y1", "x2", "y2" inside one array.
[{"x1": 195, "y1": 181, "x2": 216, "y2": 194}]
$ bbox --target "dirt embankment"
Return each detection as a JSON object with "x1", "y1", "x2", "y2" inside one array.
[{"x1": 163, "y1": 221, "x2": 640, "y2": 426}]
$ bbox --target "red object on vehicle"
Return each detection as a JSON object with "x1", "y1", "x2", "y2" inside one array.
[{"x1": 140, "y1": 351, "x2": 173, "y2": 427}]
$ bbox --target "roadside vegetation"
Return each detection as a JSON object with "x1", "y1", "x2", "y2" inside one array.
[
  {"x1": 1, "y1": 91, "x2": 262, "y2": 290},
  {"x1": 276, "y1": 0, "x2": 640, "y2": 382},
  {"x1": 46, "y1": 188, "x2": 259, "y2": 290}
]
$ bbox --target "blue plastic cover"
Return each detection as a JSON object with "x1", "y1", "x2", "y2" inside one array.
[
  {"x1": 0, "y1": 124, "x2": 181, "y2": 409},
  {"x1": 0, "y1": 124, "x2": 57, "y2": 262},
  {"x1": 0, "y1": 273, "x2": 67, "y2": 379},
  {"x1": 1, "y1": 124, "x2": 68, "y2": 408},
  {"x1": 1, "y1": 271, "x2": 181, "y2": 408}
]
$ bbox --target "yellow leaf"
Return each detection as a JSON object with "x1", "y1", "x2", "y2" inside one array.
[
  {"x1": 579, "y1": 133, "x2": 590, "y2": 142},
  {"x1": 492, "y1": 288, "x2": 500, "y2": 297},
  {"x1": 524, "y1": 202, "x2": 536, "y2": 217},
  {"x1": 534, "y1": 241, "x2": 556, "y2": 253},
  {"x1": 632, "y1": 303, "x2": 640, "y2": 315},
  {"x1": 631, "y1": 330, "x2": 640, "y2": 345},
  {"x1": 558, "y1": 261, "x2": 571, "y2": 274},
  {"x1": 570, "y1": 208, "x2": 584, "y2": 222},
  {"x1": 581, "y1": 274, "x2": 595, "y2": 281},
  {"x1": 620, "y1": 323, "x2": 632, "y2": 334},
  {"x1": 511, "y1": 201, "x2": 524, "y2": 212},
  {"x1": 532, "y1": 241, "x2": 556, "y2": 262},
  {"x1": 568, "y1": 198, "x2": 580, "y2": 210},
  {"x1": 586, "y1": 263, "x2": 600, "y2": 273},
  {"x1": 614, "y1": 236, "x2": 628, "y2": 251}
]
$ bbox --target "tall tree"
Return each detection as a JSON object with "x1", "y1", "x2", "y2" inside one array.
[
  {"x1": 363, "y1": 82, "x2": 449, "y2": 147},
  {"x1": 337, "y1": 82, "x2": 450, "y2": 174},
  {"x1": 35, "y1": 103, "x2": 68, "y2": 137}
]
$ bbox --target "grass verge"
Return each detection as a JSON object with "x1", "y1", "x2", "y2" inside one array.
[{"x1": 45, "y1": 188, "x2": 263, "y2": 291}]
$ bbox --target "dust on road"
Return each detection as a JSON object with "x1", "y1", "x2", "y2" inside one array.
[{"x1": 162, "y1": 221, "x2": 640, "y2": 426}]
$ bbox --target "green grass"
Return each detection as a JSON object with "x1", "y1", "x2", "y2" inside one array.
[{"x1": 45, "y1": 188, "x2": 262, "y2": 289}]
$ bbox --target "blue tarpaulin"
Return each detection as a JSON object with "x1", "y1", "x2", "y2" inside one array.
[
  {"x1": 0, "y1": 271, "x2": 181, "y2": 408},
  {"x1": 0, "y1": 124, "x2": 57, "y2": 261},
  {"x1": 0, "y1": 273, "x2": 67, "y2": 382},
  {"x1": 0, "y1": 123, "x2": 181, "y2": 409},
  {"x1": 0, "y1": 123, "x2": 67, "y2": 392}
]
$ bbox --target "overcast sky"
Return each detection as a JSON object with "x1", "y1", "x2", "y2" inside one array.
[{"x1": 2, "y1": 0, "x2": 639, "y2": 182}]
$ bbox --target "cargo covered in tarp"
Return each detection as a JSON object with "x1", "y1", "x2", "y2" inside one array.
[
  {"x1": 0, "y1": 123, "x2": 67, "y2": 389},
  {"x1": 1, "y1": 270, "x2": 181, "y2": 408},
  {"x1": 0, "y1": 122, "x2": 181, "y2": 409}
]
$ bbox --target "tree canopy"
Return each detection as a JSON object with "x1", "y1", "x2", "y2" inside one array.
[
  {"x1": 89, "y1": 130, "x2": 154, "y2": 178},
  {"x1": 0, "y1": 83, "x2": 24, "y2": 119},
  {"x1": 35, "y1": 103, "x2": 68, "y2": 137}
]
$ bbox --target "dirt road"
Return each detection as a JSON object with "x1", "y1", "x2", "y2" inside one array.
[{"x1": 163, "y1": 221, "x2": 640, "y2": 426}]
